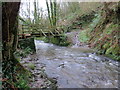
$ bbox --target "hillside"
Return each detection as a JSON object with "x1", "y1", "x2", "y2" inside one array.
[{"x1": 78, "y1": 2, "x2": 120, "y2": 60}]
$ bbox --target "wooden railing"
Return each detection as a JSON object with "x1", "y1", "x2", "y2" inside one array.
[{"x1": 18, "y1": 24, "x2": 62, "y2": 39}]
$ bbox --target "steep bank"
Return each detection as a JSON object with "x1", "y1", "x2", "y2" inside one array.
[
  {"x1": 88, "y1": 2, "x2": 120, "y2": 61},
  {"x1": 78, "y1": 2, "x2": 119, "y2": 61}
]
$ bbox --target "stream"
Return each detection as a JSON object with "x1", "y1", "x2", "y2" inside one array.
[{"x1": 30, "y1": 40, "x2": 119, "y2": 88}]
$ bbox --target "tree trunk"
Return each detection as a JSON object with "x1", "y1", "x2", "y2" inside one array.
[
  {"x1": 0, "y1": 2, "x2": 2, "y2": 61},
  {"x1": 2, "y1": 2, "x2": 21, "y2": 60},
  {"x1": 53, "y1": 0, "x2": 57, "y2": 26},
  {"x1": 46, "y1": 0, "x2": 57, "y2": 29}
]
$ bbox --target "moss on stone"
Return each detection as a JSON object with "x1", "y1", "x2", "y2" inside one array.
[{"x1": 28, "y1": 63, "x2": 35, "y2": 70}]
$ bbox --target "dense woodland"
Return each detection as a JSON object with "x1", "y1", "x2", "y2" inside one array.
[{"x1": 1, "y1": 1, "x2": 120, "y2": 89}]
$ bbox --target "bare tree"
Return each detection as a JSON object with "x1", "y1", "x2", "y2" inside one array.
[{"x1": 46, "y1": 0, "x2": 57, "y2": 29}]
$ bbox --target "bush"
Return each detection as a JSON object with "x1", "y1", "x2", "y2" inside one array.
[
  {"x1": 14, "y1": 47, "x2": 32, "y2": 58},
  {"x1": 18, "y1": 38, "x2": 36, "y2": 53}
]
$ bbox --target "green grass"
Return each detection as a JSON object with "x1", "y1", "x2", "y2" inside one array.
[{"x1": 78, "y1": 30, "x2": 89, "y2": 43}]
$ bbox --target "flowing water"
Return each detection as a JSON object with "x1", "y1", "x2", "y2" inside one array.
[{"x1": 32, "y1": 40, "x2": 119, "y2": 88}]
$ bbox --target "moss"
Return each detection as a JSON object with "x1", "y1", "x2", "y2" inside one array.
[
  {"x1": 28, "y1": 63, "x2": 35, "y2": 70},
  {"x1": 48, "y1": 35, "x2": 70, "y2": 46},
  {"x1": 50, "y1": 37, "x2": 60, "y2": 45},
  {"x1": 59, "y1": 41, "x2": 70, "y2": 46},
  {"x1": 36, "y1": 35, "x2": 70, "y2": 46},
  {"x1": 59, "y1": 35, "x2": 70, "y2": 46}
]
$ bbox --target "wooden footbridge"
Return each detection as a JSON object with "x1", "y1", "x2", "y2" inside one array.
[{"x1": 18, "y1": 24, "x2": 64, "y2": 39}]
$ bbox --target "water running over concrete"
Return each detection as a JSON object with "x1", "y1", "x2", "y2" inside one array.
[{"x1": 31, "y1": 40, "x2": 119, "y2": 88}]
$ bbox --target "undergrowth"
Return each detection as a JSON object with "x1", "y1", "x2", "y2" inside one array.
[
  {"x1": 2, "y1": 58, "x2": 31, "y2": 89},
  {"x1": 14, "y1": 47, "x2": 33, "y2": 58},
  {"x1": 2, "y1": 38, "x2": 36, "y2": 89},
  {"x1": 78, "y1": 3, "x2": 119, "y2": 61},
  {"x1": 15, "y1": 38, "x2": 36, "y2": 58}
]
